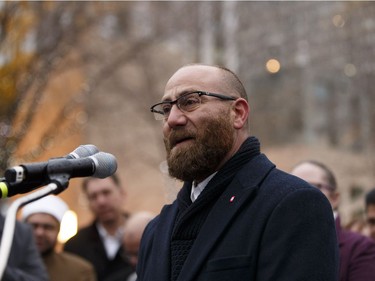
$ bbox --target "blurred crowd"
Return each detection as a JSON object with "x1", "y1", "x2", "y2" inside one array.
[
  {"x1": 1, "y1": 63, "x2": 375, "y2": 281},
  {"x1": 0, "y1": 174, "x2": 155, "y2": 281},
  {"x1": 1, "y1": 165, "x2": 374, "y2": 281}
]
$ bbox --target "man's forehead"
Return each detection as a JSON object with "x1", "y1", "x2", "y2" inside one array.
[
  {"x1": 292, "y1": 163, "x2": 328, "y2": 183},
  {"x1": 86, "y1": 179, "x2": 118, "y2": 193},
  {"x1": 169, "y1": 65, "x2": 220, "y2": 82},
  {"x1": 87, "y1": 184, "x2": 116, "y2": 192},
  {"x1": 164, "y1": 66, "x2": 222, "y2": 99}
]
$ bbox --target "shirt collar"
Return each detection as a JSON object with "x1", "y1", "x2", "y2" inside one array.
[{"x1": 190, "y1": 172, "x2": 217, "y2": 202}]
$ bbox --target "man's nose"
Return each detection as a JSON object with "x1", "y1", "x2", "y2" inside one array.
[
  {"x1": 166, "y1": 105, "x2": 187, "y2": 127},
  {"x1": 33, "y1": 226, "x2": 45, "y2": 235}
]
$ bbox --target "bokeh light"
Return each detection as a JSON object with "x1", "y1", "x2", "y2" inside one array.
[
  {"x1": 58, "y1": 210, "x2": 78, "y2": 243},
  {"x1": 266, "y1": 58, "x2": 281, "y2": 74}
]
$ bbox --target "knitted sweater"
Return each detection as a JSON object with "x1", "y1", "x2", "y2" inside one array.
[{"x1": 170, "y1": 136, "x2": 261, "y2": 281}]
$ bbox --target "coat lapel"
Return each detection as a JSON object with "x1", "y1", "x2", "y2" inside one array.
[
  {"x1": 176, "y1": 154, "x2": 275, "y2": 281},
  {"x1": 145, "y1": 203, "x2": 179, "y2": 281}
]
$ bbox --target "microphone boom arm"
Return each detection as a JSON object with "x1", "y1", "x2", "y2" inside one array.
[{"x1": 0, "y1": 182, "x2": 63, "y2": 279}]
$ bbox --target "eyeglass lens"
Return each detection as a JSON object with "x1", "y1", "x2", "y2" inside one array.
[{"x1": 153, "y1": 92, "x2": 202, "y2": 119}]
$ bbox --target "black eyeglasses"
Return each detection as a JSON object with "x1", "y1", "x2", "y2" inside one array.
[
  {"x1": 150, "y1": 91, "x2": 237, "y2": 120},
  {"x1": 309, "y1": 182, "x2": 336, "y2": 192},
  {"x1": 367, "y1": 218, "x2": 375, "y2": 226}
]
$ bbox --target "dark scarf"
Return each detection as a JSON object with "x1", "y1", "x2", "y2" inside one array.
[{"x1": 170, "y1": 136, "x2": 261, "y2": 281}]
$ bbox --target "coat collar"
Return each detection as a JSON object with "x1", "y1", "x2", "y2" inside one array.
[
  {"x1": 177, "y1": 153, "x2": 275, "y2": 281},
  {"x1": 145, "y1": 154, "x2": 275, "y2": 281}
]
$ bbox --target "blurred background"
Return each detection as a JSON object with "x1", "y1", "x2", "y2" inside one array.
[{"x1": 1, "y1": 1, "x2": 374, "y2": 234}]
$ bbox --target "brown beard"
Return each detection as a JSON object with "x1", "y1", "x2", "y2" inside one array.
[{"x1": 164, "y1": 112, "x2": 234, "y2": 182}]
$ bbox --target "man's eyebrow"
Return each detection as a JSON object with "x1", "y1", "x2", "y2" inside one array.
[
  {"x1": 161, "y1": 96, "x2": 172, "y2": 102},
  {"x1": 161, "y1": 90, "x2": 199, "y2": 102}
]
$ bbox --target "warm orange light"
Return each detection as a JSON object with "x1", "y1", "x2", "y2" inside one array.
[
  {"x1": 266, "y1": 59, "x2": 281, "y2": 74},
  {"x1": 58, "y1": 210, "x2": 78, "y2": 243}
]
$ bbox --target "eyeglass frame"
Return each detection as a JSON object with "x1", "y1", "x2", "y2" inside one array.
[
  {"x1": 367, "y1": 217, "x2": 375, "y2": 226},
  {"x1": 150, "y1": 91, "x2": 237, "y2": 120},
  {"x1": 309, "y1": 182, "x2": 336, "y2": 192}
]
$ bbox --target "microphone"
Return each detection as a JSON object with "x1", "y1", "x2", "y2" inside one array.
[
  {"x1": 5, "y1": 144, "x2": 102, "y2": 185},
  {"x1": 46, "y1": 152, "x2": 117, "y2": 179},
  {"x1": 65, "y1": 144, "x2": 99, "y2": 159},
  {"x1": 0, "y1": 144, "x2": 100, "y2": 198},
  {"x1": 1, "y1": 151, "x2": 117, "y2": 198}
]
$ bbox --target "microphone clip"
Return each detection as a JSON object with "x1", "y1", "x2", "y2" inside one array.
[{"x1": 45, "y1": 158, "x2": 73, "y2": 194}]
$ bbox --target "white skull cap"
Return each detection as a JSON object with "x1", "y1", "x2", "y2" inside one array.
[{"x1": 22, "y1": 195, "x2": 69, "y2": 223}]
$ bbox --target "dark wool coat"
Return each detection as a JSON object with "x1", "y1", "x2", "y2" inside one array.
[
  {"x1": 0, "y1": 215, "x2": 49, "y2": 281},
  {"x1": 137, "y1": 154, "x2": 339, "y2": 281},
  {"x1": 64, "y1": 221, "x2": 133, "y2": 281}
]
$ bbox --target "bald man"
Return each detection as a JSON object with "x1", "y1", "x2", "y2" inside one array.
[
  {"x1": 137, "y1": 64, "x2": 339, "y2": 281},
  {"x1": 123, "y1": 211, "x2": 155, "y2": 270},
  {"x1": 291, "y1": 160, "x2": 375, "y2": 281},
  {"x1": 106, "y1": 212, "x2": 155, "y2": 281}
]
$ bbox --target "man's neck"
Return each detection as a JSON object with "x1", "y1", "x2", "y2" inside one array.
[{"x1": 99, "y1": 216, "x2": 125, "y2": 236}]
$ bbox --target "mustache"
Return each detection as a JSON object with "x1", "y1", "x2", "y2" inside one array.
[{"x1": 165, "y1": 129, "x2": 196, "y2": 149}]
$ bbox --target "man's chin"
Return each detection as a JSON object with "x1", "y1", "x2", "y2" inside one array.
[
  {"x1": 168, "y1": 152, "x2": 187, "y2": 168},
  {"x1": 98, "y1": 214, "x2": 117, "y2": 224},
  {"x1": 41, "y1": 247, "x2": 54, "y2": 256},
  {"x1": 100, "y1": 218, "x2": 112, "y2": 223}
]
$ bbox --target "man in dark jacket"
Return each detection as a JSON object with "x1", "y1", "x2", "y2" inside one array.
[
  {"x1": 137, "y1": 64, "x2": 339, "y2": 281},
  {"x1": 291, "y1": 160, "x2": 375, "y2": 281},
  {"x1": 0, "y1": 213, "x2": 49, "y2": 281},
  {"x1": 64, "y1": 174, "x2": 133, "y2": 281}
]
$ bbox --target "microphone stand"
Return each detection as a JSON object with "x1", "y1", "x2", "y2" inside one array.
[{"x1": 0, "y1": 175, "x2": 69, "y2": 280}]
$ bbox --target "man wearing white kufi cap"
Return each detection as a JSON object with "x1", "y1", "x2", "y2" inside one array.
[
  {"x1": 22, "y1": 195, "x2": 97, "y2": 281},
  {"x1": 23, "y1": 195, "x2": 69, "y2": 225}
]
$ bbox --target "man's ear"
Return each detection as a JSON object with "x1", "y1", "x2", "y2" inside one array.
[
  {"x1": 331, "y1": 191, "x2": 340, "y2": 210},
  {"x1": 232, "y1": 98, "x2": 249, "y2": 129}
]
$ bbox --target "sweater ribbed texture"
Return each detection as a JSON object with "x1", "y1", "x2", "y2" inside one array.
[{"x1": 170, "y1": 136, "x2": 261, "y2": 281}]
